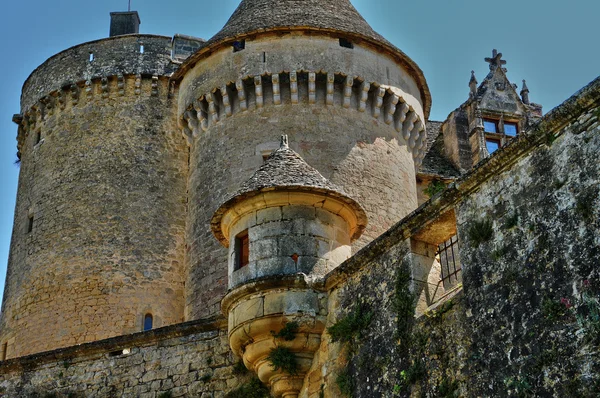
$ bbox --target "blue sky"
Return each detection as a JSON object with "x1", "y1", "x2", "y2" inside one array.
[{"x1": 0, "y1": 0, "x2": 598, "y2": 305}]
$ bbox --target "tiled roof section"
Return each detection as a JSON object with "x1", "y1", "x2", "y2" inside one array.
[
  {"x1": 419, "y1": 121, "x2": 461, "y2": 178},
  {"x1": 236, "y1": 145, "x2": 343, "y2": 195},
  {"x1": 207, "y1": 0, "x2": 388, "y2": 48}
]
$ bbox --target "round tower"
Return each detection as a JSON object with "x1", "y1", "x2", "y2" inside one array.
[
  {"x1": 0, "y1": 21, "x2": 188, "y2": 357},
  {"x1": 215, "y1": 136, "x2": 367, "y2": 397},
  {"x1": 175, "y1": 0, "x2": 431, "y2": 319}
]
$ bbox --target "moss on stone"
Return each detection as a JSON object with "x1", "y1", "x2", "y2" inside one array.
[{"x1": 271, "y1": 321, "x2": 299, "y2": 341}]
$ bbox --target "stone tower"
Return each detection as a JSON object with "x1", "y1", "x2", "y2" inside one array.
[
  {"x1": 213, "y1": 135, "x2": 367, "y2": 397},
  {"x1": 0, "y1": 13, "x2": 189, "y2": 358},
  {"x1": 175, "y1": 0, "x2": 431, "y2": 319}
]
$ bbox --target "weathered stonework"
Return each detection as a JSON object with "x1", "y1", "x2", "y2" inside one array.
[{"x1": 1, "y1": 1, "x2": 599, "y2": 397}]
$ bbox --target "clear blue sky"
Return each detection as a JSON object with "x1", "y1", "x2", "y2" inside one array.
[{"x1": 0, "y1": 0, "x2": 598, "y2": 305}]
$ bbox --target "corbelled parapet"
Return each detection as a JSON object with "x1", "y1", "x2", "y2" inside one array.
[{"x1": 213, "y1": 136, "x2": 367, "y2": 397}]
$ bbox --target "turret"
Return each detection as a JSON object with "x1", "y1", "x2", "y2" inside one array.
[
  {"x1": 175, "y1": 0, "x2": 431, "y2": 320},
  {"x1": 215, "y1": 136, "x2": 366, "y2": 397},
  {"x1": 0, "y1": 11, "x2": 188, "y2": 358}
]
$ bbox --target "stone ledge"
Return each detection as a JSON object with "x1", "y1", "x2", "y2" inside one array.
[{"x1": 0, "y1": 316, "x2": 226, "y2": 373}]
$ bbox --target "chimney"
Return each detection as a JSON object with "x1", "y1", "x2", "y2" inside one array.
[{"x1": 109, "y1": 11, "x2": 141, "y2": 37}]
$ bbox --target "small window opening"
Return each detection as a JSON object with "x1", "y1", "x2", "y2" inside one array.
[
  {"x1": 486, "y1": 138, "x2": 501, "y2": 154},
  {"x1": 140, "y1": 44, "x2": 145, "y2": 54},
  {"x1": 339, "y1": 38, "x2": 354, "y2": 49},
  {"x1": 504, "y1": 122, "x2": 518, "y2": 137},
  {"x1": 143, "y1": 313, "x2": 153, "y2": 331},
  {"x1": 235, "y1": 230, "x2": 250, "y2": 270},
  {"x1": 1, "y1": 342, "x2": 7, "y2": 361},
  {"x1": 262, "y1": 52, "x2": 266, "y2": 63},
  {"x1": 483, "y1": 119, "x2": 498, "y2": 134},
  {"x1": 35, "y1": 131, "x2": 41, "y2": 145},
  {"x1": 27, "y1": 215, "x2": 34, "y2": 234},
  {"x1": 233, "y1": 40, "x2": 246, "y2": 52},
  {"x1": 89, "y1": 52, "x2": 94, "y2": 62},
  {"x1": 109, "y1": 349, "x2": 128, "y2": 357}
]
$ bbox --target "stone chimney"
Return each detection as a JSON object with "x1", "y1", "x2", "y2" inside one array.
[{"x1": 109, "y1": 11, "x2": 141, "y2": 37}]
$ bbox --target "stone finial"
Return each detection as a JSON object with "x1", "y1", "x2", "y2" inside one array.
[
  {"x1": 485, "y1": 49, "x2": 507, "y2": 71},
  {"x1": 280, "y1": 134, "x2": 289, "y2": 149},
  {"x1": 469, "y1": 70, "x2": 478, "y2": 98},
  {"x1": 521, "y1": 79, "x2": 530, "y2": 105}
]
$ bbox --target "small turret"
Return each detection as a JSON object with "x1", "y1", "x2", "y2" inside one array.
[
  {"x1": 469, "y1": 70, "x2": 478, "y2": 98},
  {"x1": 109, "y1": 11, "x2": 141, "y2": 37},
  {"x1": 521, "y1": 79, "x2": 530, "y2": 105},
  {"x1": 215, "y1": 135, "x2": 366, "y2": 397}
]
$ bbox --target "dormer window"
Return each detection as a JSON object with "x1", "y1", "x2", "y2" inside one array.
[
  {"x1": 486, "y1": 138, "x2": 501, "y2": 154},
  {"x1": 504, "y1": 122, "x2": 518, "y2": 137},
  {"x1": 484, "y1": 119, "x2": 498, "y2": 134}
]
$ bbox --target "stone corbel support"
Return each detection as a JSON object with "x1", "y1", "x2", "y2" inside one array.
[
  {"x1": 343, "y1": 76, "x2": 353, "y2": 109},
  {"x1": 326, "y1": 73, "x2": 335, "y2": 105},
  {"x1": 272, "y1": 74, "x2": 281, "y2": 105},
  {"x1": 255, "y1": 76, "x2": 264, "y2": 108},
  {"x1": 308, "y1": 72, "x2": 316, "y2": 104},
  {"x1": 236, "y1": 79, "x2": 248, "y2": 111},
  {"x1": 290, "y1": 71, "x2": 299, "y2": 104},
  {"x1": 385, "y1": 94, "x2": 399, "y2": 125},
  {"x1": 358, "y1": 82, "x2": 370, "y2": 112},
  {"x1": 221, "y1": 85, "x2": 233, "y2": 116}
]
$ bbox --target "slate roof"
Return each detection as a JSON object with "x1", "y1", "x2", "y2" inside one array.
[
  {"x1": 419, "y1": 121, "x2": 461, "y2": 178},
  {"x1": 173, "y1": 0, "x2": 431, "y2": 118},
  {"x1": 211, "y1": 136, "x2": 367, "y2": 243},
  {"x1": 208, "y1": 0, "x2": 389, "y2": 47}
]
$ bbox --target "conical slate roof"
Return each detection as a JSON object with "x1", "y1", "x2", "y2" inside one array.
[
  {"x1": 174, "y1": 0, "x2": 431, "y2": 117},
  {"x1": 209, "y1": 0, "x2": 388, "y2": 46},
  {"x1": 211, "y1": 135, "x2": 367, "y2": 243}
]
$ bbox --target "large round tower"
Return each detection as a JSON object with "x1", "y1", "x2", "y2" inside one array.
[
  {"x1": 175, "y1": 0, "x2": 431, "y2": 318},
  {"x1": 0, "y1": 15, "x2": 189, "y2": 358}
]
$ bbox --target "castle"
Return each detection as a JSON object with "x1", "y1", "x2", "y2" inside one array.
[{"x1": 0, "y1": 1, "x2": 598, "y2": 397}]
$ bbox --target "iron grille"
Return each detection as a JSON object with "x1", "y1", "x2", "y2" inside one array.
[{"x1": 437, "y1": 235, "x2": 462, "y2": 289}]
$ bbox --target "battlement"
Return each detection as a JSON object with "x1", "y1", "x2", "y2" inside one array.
[
  {"x1": 180, "y1": 70, "x2": 428, "y2": 166},
  {"x1": 21, "y1": 35, "x2": 178, "y2": 112}
]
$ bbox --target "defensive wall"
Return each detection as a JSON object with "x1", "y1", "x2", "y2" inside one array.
[{"x1": 0, "y1": 77, "x2": 597, "y2": 397}]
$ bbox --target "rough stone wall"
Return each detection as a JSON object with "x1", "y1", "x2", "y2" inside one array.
[
  {"x1": 300, "y1": 85, "x2": 600, "y2": 397},
  {"x1": 1, "y1": 74, "x2": 189, "y2": 358},
  {"x1": 180, "y1": 35, "x2": 425, "y2": 319},
  {"x1": 0, "y1": 320, "x2": 238, "y2": 398},
  {"x1": 228, "y1": 205, "x2": 351, "y2": 290}
]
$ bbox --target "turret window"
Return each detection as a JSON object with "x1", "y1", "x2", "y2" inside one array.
[
  {"x1": 486, "y1": 138, "x2": 501, "y2": 154},
  {"x1": 233, "y1": 40, "x2": 246, "y2": 52},
  {"x1": 143, "y1": 313, "x2": 153, "y2": 331},
  {"x1": 235, "y1": 230, "x2": 249, "y2": 270}
]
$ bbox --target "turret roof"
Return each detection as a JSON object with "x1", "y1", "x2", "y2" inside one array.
[
  {"x1": 211, "y1": 135, "x2": 367, "y2": 243},
  {"x1": 173, "y1": 0, "x2": 431, "y2": 118}
]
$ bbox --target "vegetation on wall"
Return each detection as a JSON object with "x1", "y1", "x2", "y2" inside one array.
[
  {"x1": 266, "y1": 346, "x2": 299, "y2": 375},
  {"x1": 467, "y1": 218, "x2": 493, "y2": 247},
  {"x1": 424, "y1": 180, "x2": 447, "y2": 198}
]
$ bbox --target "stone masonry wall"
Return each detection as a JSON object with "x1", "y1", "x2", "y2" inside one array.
[
  {"x1": 0, "y1": 75, "x2": 189, "y2": 358},
  {"x1": 0, "y1": 319, "x2": 239, "y2": 398},
  {"x1": 302, "y1": 80, "x2": 600, "y2": 397}
]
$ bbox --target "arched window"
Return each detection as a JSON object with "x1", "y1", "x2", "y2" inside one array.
[{"x1": 143, "y1": 313, "x2": 153, "y2": 331}]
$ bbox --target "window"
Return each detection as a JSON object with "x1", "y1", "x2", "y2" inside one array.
[
  {"x1": 143, "y1": 313, "x2": 153, "y2": 331},
  {"x1": 235, "y1": 230, "x2": 249, "y2": 270},
  {"x1": 232, "y1": 40, "x2": 246, "y2": 52},
  {"x1": 27, "y1": 214, "x2": 34, "y2": 234},
  {"x1": 140, "y1": 44, "x2": 144, "y2": 54},
  {"x1": 504, "y1": 122, "x2": 518, "y2": 137},
  {"x1": 437, "y1": 236, "x2": 462, "y2": 290},
  {"x1": 35, "y1": 131, "x2": 41, "y2": 145},
  {"x1": 483, "y1": 119, "x2": 498, "y2": 134},
  {"x1": 89, "y1": 52, "x2": 94, "y2": 62},
  {"x1": 486, "y1": 138, "x2": 501, "y2": 154},
  {"x1": 339, "y1": 38, "x2": 354, "y2": 49}
]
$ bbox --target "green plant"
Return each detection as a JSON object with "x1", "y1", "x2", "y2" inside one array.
[
  {"x1": 232, "y1": 360, "x2": 248, "y2": 375},
  {"x1": 319, "y1": 384, "x2": 325, "y2": 398},
  {"x1": 491, "y1": 245, "x2": 509, "y2": 261},
  {"x1": 393, "y1": 268, "x2": 415, "y2": 351},
  {"x1": 267, "y1": 346, "x2": 299, "y2": 375},
  {"x1": 225, "y1": 377, "x2": 271, "y2": 398},
  {"x1": 577, "y1": 292, "x2": 600, "y2": 345},
  {"x1": 200, "y1": 373, "x2": 212, "y2": 382},
  {"x1": 424, "y1": 180, "x2": 446, "y2": 197},
  {"x1": 327, "y1": 304, "x2": 373, "y2": 345},
  {"x1": 272, "y1": 321, "x2": 299, "y2": 341},
  {"x1": 157, "y1": 392, "x2": 173, "y2": 398},
  {"x1": 542, "y1": 297, "x2": 569, "y2": 321},
  {"x1": 467, "y1": 219, "x2": 493, "y2": 247},
  {"x1": 399, "y1": 359, "x2": 426, "y2": 389},
  {"x1": 438, "y1": 377, "x2": 460, "y2": 397},
  {"x1": 546, "y1": 133, "x2": 557, "y2": 146},
  {"x1": 503, "y1": 212, "x2": 519, "y2": 230},
  {"x1": 504, "y1": 376, "x2": 533, "y2": 397},
  {"x1": 206, "y1": 356, "x2": 213, "y2": 365},
  {"x1": 576, "y1": 188, "x2": 596, "y2": 220},
  {"x1": 336, "y1": 368, "x2": 353, "y2": 397}
]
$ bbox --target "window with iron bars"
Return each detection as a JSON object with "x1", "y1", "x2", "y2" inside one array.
[{"x1": 437, "y1": 235, "x2": 462, "y2": 290}]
